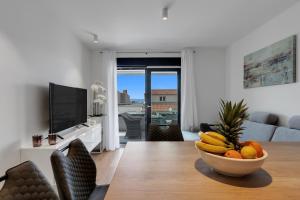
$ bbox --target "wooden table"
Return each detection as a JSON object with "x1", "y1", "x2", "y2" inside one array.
[{"x1": 105, "y1": 142, "x2": 300, "y2": 200}]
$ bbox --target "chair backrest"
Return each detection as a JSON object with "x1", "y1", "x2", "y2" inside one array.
[
  {"x1": 148, "y1": 124, "x2": 184, "y2": 141},
  {"x1": 120, "y1": 113, "x2": 142, "y2": 122},
  {"x1": 0, "y1": 161, "x2": 58, "y2": 200},
  {"x1": 51, "y1": 139, "x2": 96, "y2": 200},
  {"x1": 200, "y1": 123, "x2": 217, "y2": 132}
]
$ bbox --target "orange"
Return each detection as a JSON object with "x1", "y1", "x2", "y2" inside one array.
[
  {"x1": 224, "y1": 150, "x2": 242, "y2": 159},
  {"x1": 240, "y1": 141, "x2": 252, "y2": 146},
  {"x1": 241, "y1": 146, "x2": 257, "y2": 159},
  {"x1": 240, "y1": 141, "x2": 264, "y2": 158},
  {"x1": 249, "y1": 141, "x2": 264, "y2": 158}
]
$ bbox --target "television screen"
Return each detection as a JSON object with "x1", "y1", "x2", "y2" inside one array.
[{"x1": 49, "y1": 83, "x2": 87, "y2": 133}]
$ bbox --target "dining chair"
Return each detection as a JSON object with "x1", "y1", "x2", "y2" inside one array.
[
  {"x1": 147, "y1": 124, "x2": 184, "y2": 141},
  {"x1": 200, "y1": 123, "x2": 217, "y2": 132},
  {"x1": 0, "y1": 161, "x2": 59, "y2": 200},
  {"x1": 120, "y1": 113, "x2": 143, "y2": 139},
  {"x1": 51, "y1": 139, "x2": 109, "y2": 200}
]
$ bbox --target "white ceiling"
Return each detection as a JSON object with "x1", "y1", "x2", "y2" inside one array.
[{"x1": 45, "y1": 0, "x2": 299, "y2": 51}]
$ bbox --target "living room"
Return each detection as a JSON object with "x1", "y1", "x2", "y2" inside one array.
[{"x1": 0, "y1": 0, "x2": 300, "y2": 199}]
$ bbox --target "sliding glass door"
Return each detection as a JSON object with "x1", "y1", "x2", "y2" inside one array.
[
  {"x1": 145, "y1": 68, "x2": 181, "y2": 134},
  {"x1": 117, "y1": 58, "x2": 181, "y2": 144},
  {"x1": 117, "y1": 69, "x2": 146, "y2": 143}
]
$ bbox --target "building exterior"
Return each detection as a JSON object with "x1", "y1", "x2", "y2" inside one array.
[
  {"x1": 118, "y1": 90, "x2": 131, "y2": 105},
  {"x1": 151, "y1": 89, "x2": 177, "y2": 112},
  {"x1": 117, "y1": 89, "x2": 177, "y2": 112}
]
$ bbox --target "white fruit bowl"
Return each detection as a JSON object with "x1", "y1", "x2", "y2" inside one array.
[{"x1": 196, "y1": 147, "x2": 268, "y2": 177}]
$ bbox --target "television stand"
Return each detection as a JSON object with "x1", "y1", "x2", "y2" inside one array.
[{"x1": 20, "y1": 117, "x2": 104, "y2": 189}]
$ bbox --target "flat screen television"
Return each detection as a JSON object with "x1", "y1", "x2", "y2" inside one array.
[{"x1": 49, "y1": 83, "x2": 87, "y2": 133}]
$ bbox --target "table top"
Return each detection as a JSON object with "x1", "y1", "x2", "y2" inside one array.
[{"x1": 105, "y1": 142, "x2": 300, "y2": 200}]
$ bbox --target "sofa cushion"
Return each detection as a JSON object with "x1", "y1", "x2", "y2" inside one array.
[
  {"x1": 288, "y1": 115, "x2": 300, "y2": 130},
  {"x1": 240, "y1": 120, "x2": 276, "y2": 142},
  {"x1": 249, "y1": 112, "x2": 278, "y2": 125},
  {"x1": 271, "y1": 127, "x2": 300, "y2": 141}
]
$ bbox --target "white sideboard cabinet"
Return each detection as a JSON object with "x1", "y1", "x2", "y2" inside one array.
[{"x1": 20, "y1": 119, "x2": 103, "y2": 188}]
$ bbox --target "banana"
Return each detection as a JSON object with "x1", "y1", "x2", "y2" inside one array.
[
  {"x1": 195, "y1": 141, "x2": 229, "y2": 154},
  {"x1": 200, "y1": 133, "x2": 228, "y2": 147},
  {"x1": 198, "y1": 131, "x2": 204, "y2": 137},
  {"x1": 206, "y1": 131, "x2": 227, "y2": 142}
]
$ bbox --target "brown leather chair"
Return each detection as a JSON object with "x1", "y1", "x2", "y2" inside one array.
[
  {"x1": 51, "y1": 139, "x2": 109, "y2": 200},
  {"x1": 147, "y1": 124, "x2": 184, "y2": 141},
  {"x1": 0, "y1": 161, "x2": 59, "y2": 200}
]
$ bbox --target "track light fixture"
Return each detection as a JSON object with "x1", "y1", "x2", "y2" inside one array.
[
  {"x1": 92, "y1": 34, "x2": 99, "y2": 44},
  {"x1": 162, "y1": 7, "x2": 168, "y2": 20}
]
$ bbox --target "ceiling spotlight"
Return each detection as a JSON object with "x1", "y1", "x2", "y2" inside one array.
[
  {"x1": 162, "y1": 7, "x2": 168, "y2": 20},
  {"x1": 93, "y1": 34, "x2": 99, "y2": 44}
]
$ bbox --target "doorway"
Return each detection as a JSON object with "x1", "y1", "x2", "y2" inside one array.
[
  {"x1": 145, "y1": 68, "x2": 181, "y2": 137},
  {"x1": 117, "y1": 57, "x2": 181, "y2": 143},
  {"x1": 117, "y1": 69, "x2": 146, "y2": 143}
]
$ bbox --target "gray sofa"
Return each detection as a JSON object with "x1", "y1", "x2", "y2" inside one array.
[
  {"x1": 240, "y1": 112, "x2": 278, "y2": 142},
  {"x1": 271, "y1": 116, "x2": 300, "y2": 141},
  {"x1": 241, "y1": 112, "x2": 300, "y2": 142},
  {"x1": 241, "y1": 120, "x2": 277, "y2": 141}
]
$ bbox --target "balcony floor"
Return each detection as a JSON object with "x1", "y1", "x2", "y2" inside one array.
[{"x1": 119, "y1": 131, "x2": 199, "y2": 144}]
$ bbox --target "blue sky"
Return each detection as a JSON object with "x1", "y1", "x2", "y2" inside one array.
[{"x1": 117, "y1": 74, "x2": 177, "y2": 99}]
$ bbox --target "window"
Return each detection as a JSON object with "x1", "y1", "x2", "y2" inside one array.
[{"x1": 160, "y1": 96, "x2": 166, "y2": 102}]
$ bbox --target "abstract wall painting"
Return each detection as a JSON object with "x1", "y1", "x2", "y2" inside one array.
[{"x1": 244, "y1": 35, "x2": 296, "y2": 88}]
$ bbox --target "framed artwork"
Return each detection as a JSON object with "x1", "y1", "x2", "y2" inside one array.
[{"x1": 244, "y1": 35, "x2": 296, "y2": 88}]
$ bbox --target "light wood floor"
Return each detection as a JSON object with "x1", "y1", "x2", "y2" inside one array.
[{"x1": 92, "y1": 148, "x2": 124, "y2": 185}]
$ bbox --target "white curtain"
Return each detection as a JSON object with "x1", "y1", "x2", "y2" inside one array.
[
  {"x1": 101, "y1": 51, "x2": 120, "y2": 150},
  {"x1": 181, "y1": 49, "x2": 199, "y2": 131}
]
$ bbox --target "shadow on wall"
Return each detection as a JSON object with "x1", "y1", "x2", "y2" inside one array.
[
  {"x1": 24, "y1": 83, "x2": 49, "y2": 143},
  {"x1": 0, "y1": 140, "x2": 20, "y2": 188},
  {"x1": 80, "y1": 43, "x2": 92, "y2": 114}
]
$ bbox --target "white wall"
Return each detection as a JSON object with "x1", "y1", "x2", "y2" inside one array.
[
  {"x1": 194, "y1": 48, "x2": 226, "y2": 124},
  {"x1": 225, "y1": 2, "x2": 300, "y2": 126},
  {"x1": 0, "y1": 1, "x2": 92, "y2": 176},
  {"x1": 90, "y1": 52, "x2": 105, "y2": 88}
]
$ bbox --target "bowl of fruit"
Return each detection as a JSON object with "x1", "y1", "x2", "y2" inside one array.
[
  {"x1": 195, "y1": 132, "x2": 268, "y2": 177},
  {"x1": 195, "y1": 99, "x2": 268, "y2": 177}
]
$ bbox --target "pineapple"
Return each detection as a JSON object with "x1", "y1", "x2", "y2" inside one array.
[{"x1": 217, "y1": 99, "x2": 248, "y2": 150}]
